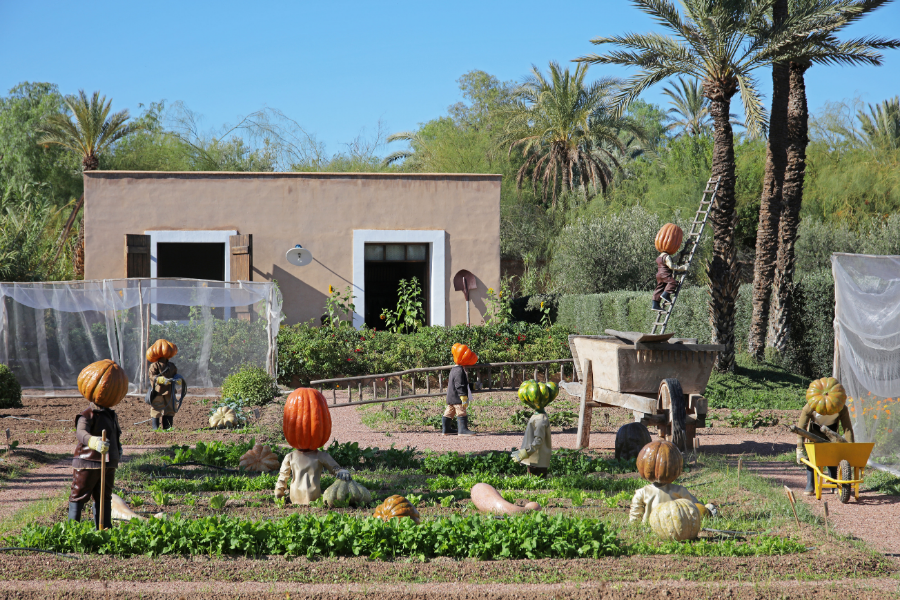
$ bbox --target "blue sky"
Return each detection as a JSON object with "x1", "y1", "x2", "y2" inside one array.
[{"x1": 2, "y1": 0, "x2": 898, "y2": 158}]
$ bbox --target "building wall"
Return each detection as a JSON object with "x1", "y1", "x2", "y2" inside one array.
[{"x1": 83, "y1": 171, "x2": 501, "y2": 327}]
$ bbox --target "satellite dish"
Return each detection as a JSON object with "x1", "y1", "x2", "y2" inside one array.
[{"x1": 286, "y1": 244, "x2": 313, "y2": 267}]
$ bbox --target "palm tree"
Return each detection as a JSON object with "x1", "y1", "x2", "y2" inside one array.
[
  {"x1": 662, "y1": 78, "x2": 711, "y2": 137},
  {"x1": 857, "y1": 96, "x2": 900, "y2": 151},
  {"x1": 578, "y1": 0, "x2": 896, "y2": 372},
  {"x1": 501, "y1": 62, "x2": 645, "y2": 208},
  {"x1": 767, "y1": 2, "x2": 899, "y2": 355},
  {"x1": 37, "y1": 90, "x2": 141, "y2": 276}
]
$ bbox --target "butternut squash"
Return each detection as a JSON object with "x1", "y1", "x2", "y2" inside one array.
[{"x1": 470, "y1": 483, "x2": 540, "y2": 515}]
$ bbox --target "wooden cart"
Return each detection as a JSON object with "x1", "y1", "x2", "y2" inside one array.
[{"x1": 563, "y1": 331, "x2": 723, "y2": 452}]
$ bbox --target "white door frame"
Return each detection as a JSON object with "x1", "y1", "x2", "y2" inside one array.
[
  {"x1": 145, "y1": 230, "x2": 238, "y2": 323},
  {"x1": 352, "y1": 230, "x2": 447, "y2": 329}
]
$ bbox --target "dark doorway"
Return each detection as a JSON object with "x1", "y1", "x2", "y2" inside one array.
[
  {"x1": 156, "y1": 242, "x2": 226, "y2": 320},
  {"x1": 364, "y1": 243, "x2": 429, "y2": 329},
  {"x1": 157, "y1": 243, "x2": 226, "y2": 281}
]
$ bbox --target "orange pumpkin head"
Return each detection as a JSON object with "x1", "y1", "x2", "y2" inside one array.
[
  {"x1": 806, "y1": 377, "x2": 847, "y2": 416},
  {"x1": 283, "y1": 387, "x2": 332, "y2": 450},
  {"x1": 146, "y1": 339, "x2": 178, "y2": 363},
  {"x1": 655, "y1": 223, "x2": 684, "y2": 255},
  {"x1": 636, "y1": 439, "x2": 683, "y2": 485},
  {"x1": 77, "y1": 359, "x2": 129, "y2": 409},
  {"x1": 451, "y1": 343, "x2": 478, "y2": 366}
]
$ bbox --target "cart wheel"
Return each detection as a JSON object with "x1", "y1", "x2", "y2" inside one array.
[
  {"x1": 659, "y1": 378, "x2": 687, "y2": 452},
  {"x1": 839, "y1": 460, "x2": 852, "y2": 504}
]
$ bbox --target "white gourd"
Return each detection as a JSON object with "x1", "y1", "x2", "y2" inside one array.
[{"x1": 648, "y1": 498, "x2": 702, "y2": 541}]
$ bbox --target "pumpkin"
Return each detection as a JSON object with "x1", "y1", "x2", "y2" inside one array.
[
  {"x1": 806, "y1": 377, "x2": 846, "y2": 416},
  {"x1": 695, "y1": 502, "x2": 710, "y2": 518},
  {"x1": 323, "y1": 479, "x2": 373, "y2": 508},
  {"x1": 518, "y1": 379, "x2": 558, "y2": 410},
  {"x1": 239, "y1": 443, "x2": 280, "y2": 472},
  {"x1": 283, "y1": 387, "x2": 332, "y2": 450},
  {"x1": 77, "y1": 359, "x2": 128, "y2": 408},
  {"x1": 655, "y1": 223, "x2": 684, "y2": 255},
  {"x1": 649, "y1": 498, "x2": 702, "y2": 541},
  {"x1": 373, "y1": 494, "x2": 420, "y2": 524},
  {"x1": 209, "y1": 406, "x2": 239, "y2": 429},
  {"x1": 451, "y1": 343, "x2": 478, "y2": 366},
  {"x1": 146, "y1": 339, "x2": 178, "y2": 363},
  {"x1": 636, "y1": 439, "x2": 683, "y2": 485},
  {"x1": 615, "y1": 422, "x2": 653, "y2": 461}
]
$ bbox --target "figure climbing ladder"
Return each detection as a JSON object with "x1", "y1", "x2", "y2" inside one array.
[{"x1": 650, "y1": 176, "x2": 721, "y2": 335}]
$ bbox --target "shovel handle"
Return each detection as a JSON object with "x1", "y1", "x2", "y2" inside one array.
[{"x1": 99, "y1": 429, "x2": 107, "y2": 531}]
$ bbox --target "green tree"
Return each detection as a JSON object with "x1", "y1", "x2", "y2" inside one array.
[
  {"x1": 577, "y1": 0, "x2": 891, "y2": 372},
  {"x1": 0, "y1": 82, "x2": 81, "y2": 205},
  {"x1": 662, "y1": 78, "x2": 711, "y2": 138},
  {"x1": 36, "y1": 90, "x2": 142, "y2": 276},
  {"x1": 501, "y1": 62, "x2": 645, "y2": 208}
]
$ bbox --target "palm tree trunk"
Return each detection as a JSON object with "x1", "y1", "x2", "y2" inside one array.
[
  {"x1": 704, "y1": 78, "x2": 741, "y2": 373},
  {"x1": 748, "y1": 0, "x2": 790, "y2": 362},
  {"x1": 772, "y1": 60, "x2": 811, "y2": 353}
]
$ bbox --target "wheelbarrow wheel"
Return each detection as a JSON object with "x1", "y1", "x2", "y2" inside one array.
[
  {"x1": 659, "y1": 378, "x2": 687, "y2": 453},
  {"x1": 838, "y1": 460, "x2": 852, "y2": 504}
]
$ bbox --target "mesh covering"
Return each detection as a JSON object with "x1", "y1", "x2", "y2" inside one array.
[
  {"x1": 0, "y1": 279, "x2": 283, "y2": 395},
  {"x1": 832, "y1": 254, "x2": 900, "y2": 472}
]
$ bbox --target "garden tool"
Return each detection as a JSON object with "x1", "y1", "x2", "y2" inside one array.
[
  {"x1": 99, "y1": 429, "x2": 106, "y2": 531},
  {"x1": 144, "y1": 374, "x2": 188, "y2": 413}
]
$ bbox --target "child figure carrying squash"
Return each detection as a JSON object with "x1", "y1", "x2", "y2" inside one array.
[
  {"x1": 511, "y1": 379, "x2": 559, "y2": 478},
  {"x1": 652, "y1": 223, "x2": 688, "y2": 312},
  {"x1": 146, "y1": 339, "x2": 179, "y2": 430},
  {"x1": 69, "y1": 360, "x2": 128, "y2": 529},
  {"x1": 275, "y1": 388, "x2": 353, "y2": 505},
  {"x1": 443, "y1": 343, "x2": 478, "y2": 436},
  {"x1": 797, "y1": 377, "x2": 854, "y2": 496}
]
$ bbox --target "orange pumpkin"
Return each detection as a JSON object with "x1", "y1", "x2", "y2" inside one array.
[
  {"x1": 77, "y1": 359, "x2": 129, "y2": 408},
  {"x1": 655, "y1": 223, "x2": 684, "y2": 255},
  {"x1": 806, "y1": 377, "x2": 847, "y2": 416},
  {"x1": 451, "y1": 343, "x2": 478, "y2": 366},
  {"x1": 373, "y1": 494, "x2": 420, "y2": 524},
  {"x1": 146, "y1": 339, "x2": 178, "y2": 363},
  {"x1": 283, "y1": 387, "x2": 332, "y2": 450},
  {"x1": 636, "y1": 439, "x2": 683, "y2": 485}
]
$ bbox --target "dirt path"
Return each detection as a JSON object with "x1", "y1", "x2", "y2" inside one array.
[
  {"x1": 0, "y1": 577, "x2": 897, "y2": 599},
  {"x1": 747, "y1": 460, "x2": 900, "y2": 560}
]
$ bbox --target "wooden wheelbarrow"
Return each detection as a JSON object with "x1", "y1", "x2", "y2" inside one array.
[
  {"x1": 562, "y1": 331, "x2": 723, "y2": 452},
  {"x1": 800, "y1": 442, "x2": 875, "y2": 503}
]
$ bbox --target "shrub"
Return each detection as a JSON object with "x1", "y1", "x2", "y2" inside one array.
[
  {"x1": 0, "y1": 365, "x2": 22, "y2": 409},
  {"x1": 221, "y1": 365, "x2": 280, "y2": 406}
]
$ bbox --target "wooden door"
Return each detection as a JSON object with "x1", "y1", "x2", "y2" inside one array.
[
  {"x1": 124, "y1": 234, "x2": 150, "y2": 278},
  {"x1": 230, "y1": 234, "x2": 252, "y2": 320}
]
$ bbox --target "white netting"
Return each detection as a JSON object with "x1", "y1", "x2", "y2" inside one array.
[
  {"x1": 0, "y1": 279, "x2": 283, "y2": 395},
  {"x1": 832, "y1": 253, "x2": 900, "y2": 473}
]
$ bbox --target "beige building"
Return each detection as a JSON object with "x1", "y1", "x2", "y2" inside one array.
[{"x1": 84, "y1": 171, "x2": 501, "y2": 327}]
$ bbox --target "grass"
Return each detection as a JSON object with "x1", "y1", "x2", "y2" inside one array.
[
  {"x1": 0, "y1": 486, "x2": 68, "y2": 537},
  {"x1": 705, "y1": 353, "x2": 809, "y2": 410}
]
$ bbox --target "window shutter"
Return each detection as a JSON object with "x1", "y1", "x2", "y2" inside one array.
[
  {"x1": 230, "y1": 234, "x2": 252, "y2": 281},
  {"x1": 124, "y1": 234, "x2": 151, "y2": 278}
]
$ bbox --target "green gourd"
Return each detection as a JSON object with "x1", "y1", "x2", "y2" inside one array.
[{"x1": 322, "y1": 479, "x2": 372, "y2": 508}]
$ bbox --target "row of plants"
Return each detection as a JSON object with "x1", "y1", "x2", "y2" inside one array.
[{"x1": 8, "y1": 511, "x2": 805, "y2": 560}]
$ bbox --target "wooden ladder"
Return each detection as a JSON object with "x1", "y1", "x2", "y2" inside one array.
[{"x1": 650, "y1": 175, "x2": 721, "y2": 335}]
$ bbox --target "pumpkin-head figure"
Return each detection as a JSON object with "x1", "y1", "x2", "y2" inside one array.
[
  {"x1": 517, "y1": 379, "x2": 559, "y2": 412},
  {"x1": 283, "y1": 387, "x2": 332, "y2": 451},
  {"x1": 77, "y1": 359, "x2": 129, "y2": 409},
  {"x1": 805, "y1": 377, "x2": 847, "y2": 416},
  {"x1": 146, "y1": 339, "x2": 178, "y2": 363},
  {"x1": 655, "y1": 223, "x2": 684, "y2": 255},
  {"x1": 451, "y1": 343, "x2": 478, "y2": 366},
  {"x1": 636, "y1": 439, "x2": 683, "y2": 485}
]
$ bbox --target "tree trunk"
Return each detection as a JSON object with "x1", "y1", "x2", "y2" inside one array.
[
  {"x1": 748, "y1": 0, "x2": 789, "y2": 362},
  {"x1": 704, "y1": 77, "x2": 741, "y2": 373},
  {"x1": 772, "y1": 60, "x2": 811, "y2": 353}
]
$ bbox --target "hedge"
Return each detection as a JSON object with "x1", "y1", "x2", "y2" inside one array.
[{"x1": 555, "y1": 272, "x2": 834, "y2": 379}]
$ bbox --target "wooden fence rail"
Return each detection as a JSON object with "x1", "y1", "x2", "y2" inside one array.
[{"x1": 310, "y1": 359, "x2": 575, "y2": 408}]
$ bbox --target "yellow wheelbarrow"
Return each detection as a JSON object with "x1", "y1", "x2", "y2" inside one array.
[{"x1": 800, "y1": 442, "x2": 874, "y2": 503}]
